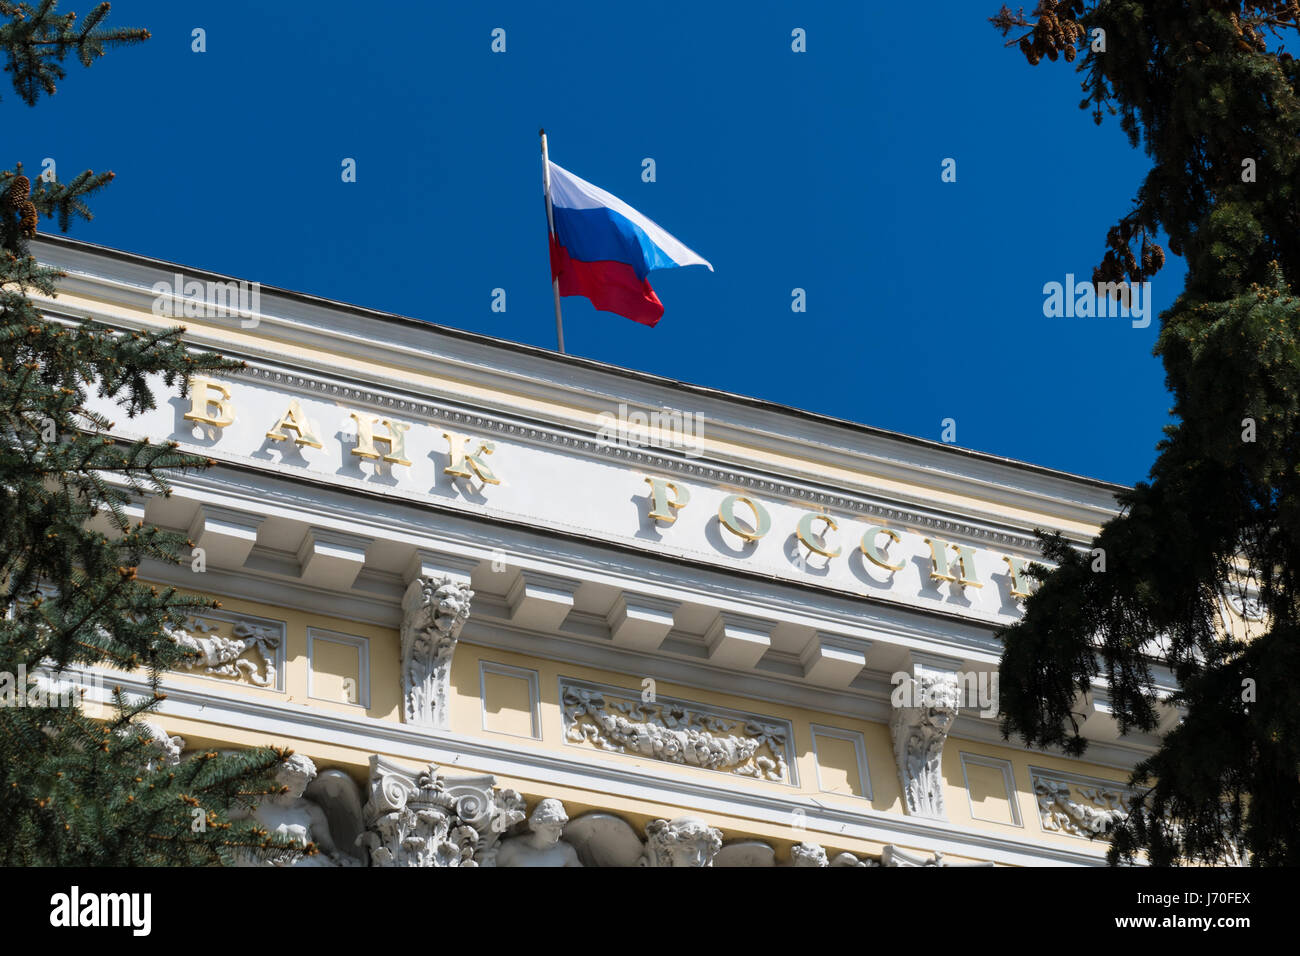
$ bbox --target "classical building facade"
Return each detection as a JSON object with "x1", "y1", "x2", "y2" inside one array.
[{"x1": 33, "y1": 235, "x2": 1189, "y2": 866}]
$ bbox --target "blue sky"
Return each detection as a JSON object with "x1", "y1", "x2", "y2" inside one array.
[{"x1": 14, "y1": 1, "x2": 1179, "y2": 486}]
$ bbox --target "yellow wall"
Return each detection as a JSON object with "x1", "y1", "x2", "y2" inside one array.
[{"x1": 124, "y1": 586, "x2": 1134, "y2": 863}]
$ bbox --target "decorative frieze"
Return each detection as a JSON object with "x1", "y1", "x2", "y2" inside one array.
[
  {"x1": 1031, "y1": 769, "x2": 1133, "y2": 839},
  {"x1": 400, "y1": 575, "x2": 473, "y2": 729},
  {"x1": 360, "y1": 756, "x2": 525, "y2": 867},
  {"x1": 560, "y1": 678, "x2": 795, "y2": 784},
  {"x1": 165, "y1": 610, "x2": 284, "y2": 690}
]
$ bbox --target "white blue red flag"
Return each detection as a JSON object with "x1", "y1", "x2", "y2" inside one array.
[{"x1": 546, "y1": 160, "x2": 712, "y2": 326}]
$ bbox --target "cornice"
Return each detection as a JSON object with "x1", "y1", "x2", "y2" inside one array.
[
  {"x1": 32, "y1": 236, "x2": 1123, "y2": 544},
  {"x1": 234, "y1": 358, "x2": 1079, "y2": 553}
]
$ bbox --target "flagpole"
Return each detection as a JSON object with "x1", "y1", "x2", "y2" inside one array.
[{"x1": 539, "y1": 128, "x2": 565, "y2": 354}]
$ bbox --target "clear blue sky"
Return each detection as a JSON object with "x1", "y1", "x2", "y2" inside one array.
[{"x1": 15, "y1": 1, "x2": 1180, "y2": 486}]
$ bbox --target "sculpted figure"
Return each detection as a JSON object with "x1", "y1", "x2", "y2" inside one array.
[
  {"x1": 239, "y1": 754, "x2": 358, "y2": 866},
  {"x1": 789, "y1": 842, "x2": 828, "y2": 867},
  {"x1": 130, "y1": 721, "x2": 184, "y2": 771},
  {"x1": 496, "y1": 799, "x2": 582, "y2": 867},
  {"x1": 641, "y1": 816, "x2": 723, "y2": 867}
]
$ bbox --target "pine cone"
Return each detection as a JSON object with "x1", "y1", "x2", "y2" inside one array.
[
  {"x1": 1151, "y1": 245, "x2": 1166, "y2": 269},
  {"x1": 18, "y1": 199, "x2": 37, "y2": 238},
  {"x1": 6, "y1": 174, "x2": 30, "y2": 209},
  {"x1": 1064, "y1": 44, "x2": 1076, "y2": 62}
]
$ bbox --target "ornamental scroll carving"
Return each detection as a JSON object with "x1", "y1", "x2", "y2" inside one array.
[
  {"x1": 360, "y1": 756, "x2": 525, "y2": 867},
  {"x1": 401, "y1": 575, "x2": 473, "y2": 729},
  {"x1": 166, "y1": 613, "x2": 283, "y2": 689},
  {"x1": 560, "y1": 679, "x2": 794, "y2": 783},
  {"x1": 890, "y1": 670, "x2": 960, "y2": 820},
  {"x1": 1031, "y1": 771, "x2": 1132, "y2": 838}
]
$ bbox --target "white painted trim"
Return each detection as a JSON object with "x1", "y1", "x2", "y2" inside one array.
[
  {"x1": 478, "y1": 660, "x2": 541, "y2": 739},
  {"x1": 305, "y1": 627, "x2": 370, "y2": 708},
  {"x1": 959, "y1": 751, "x2": 1023, "y2": 828},
  {"x1": 809, "y1": 723, "x2": 873, "y2": 801}
]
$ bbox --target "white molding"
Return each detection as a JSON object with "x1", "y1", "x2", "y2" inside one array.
[
  {"x1": 809, "y1": 723, "x2": 872, "y2": 801},
  {"x1": 306, "y1": 626, "x2": 370, "y2": 709},
  {"x1": 478, "y1": 660, "x2": 541, "y2": 739},
  {"x1": 959, "y1": 751, "x2": 1023, "y2": 828}
]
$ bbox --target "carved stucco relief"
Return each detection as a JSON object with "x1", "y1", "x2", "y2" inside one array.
[
  {"x1": 204, "y1": 751, "x2": 997, "y2": 867},
  {"x1": 1031, "y1": 770, "x2": 1133, "y2": 838},
  {"x1": 400, "y1": 575, "x2": 473, "y2": 729},
  {"x1": 166, "y1": 611, "x2": 284, "y2": 689},
  {"x1": 560, "y1": 678, "x2": 795, "y2": 784},
  {"x1": 360, "y1": 756, "x2": 525, "y2": 867},
  {"x1": 890, "y1": 669, "x2": 960, "y2": 820}
]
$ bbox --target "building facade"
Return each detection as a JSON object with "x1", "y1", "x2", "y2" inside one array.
[{"x1": 33, "y1": 235, "x2": 1186, "y2": 867}]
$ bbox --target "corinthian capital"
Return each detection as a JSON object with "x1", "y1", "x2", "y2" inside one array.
[{"x1": 400, "y1": 574, "x2": 474, "y2": 728}]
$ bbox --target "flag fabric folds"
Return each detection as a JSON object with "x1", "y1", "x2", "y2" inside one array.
[{"x1": 546, "y1": 160, "x2": 712, "y2": 327}]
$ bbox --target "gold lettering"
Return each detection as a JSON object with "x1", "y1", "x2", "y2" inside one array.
[
  {"x1": 352, "y1": 413, "x2": 411, "y2": 466},
  {"x1": 1003, "y1": 555, "x2": 1034, "y2": 597},
  {"x1": 443, "y1": 432, "x2": 500, "y2": 484},
  {"x1": 924, "y1": 537, "x2": 957, "y2": 582},
  {"x1": 266, "y1": 399, "x2": 322, "y2": 448},
  {"x1": 796, "y1": 511, "x2": 840, "y2": 558},
  {"x1": 953, "y1": 543, "x2": 983, "y2": 588},
  {"x1": 718, "y1": 494, "x2": 771, "y2": 542},
  {"x1": 645, "y1": 476, "x2": 690, "y2": 523},
  {"x1": 183, "y1": 375, "x2": 234, "y2": 428},
  {"x1": 860, "y1": 526, "x2": 904, "y2": 571},
  {"x1": 924, "y1": 537, "x2": 982, "y2": 587}
]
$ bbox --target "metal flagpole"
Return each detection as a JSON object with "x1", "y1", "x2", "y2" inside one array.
[{"x1": 540, "y1": 128, "x2": 565, "y2": 354}]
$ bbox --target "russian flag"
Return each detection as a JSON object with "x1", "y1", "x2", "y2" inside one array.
[{"x1": 547, "y1": 160, "x2": 712, "y2": 327}]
